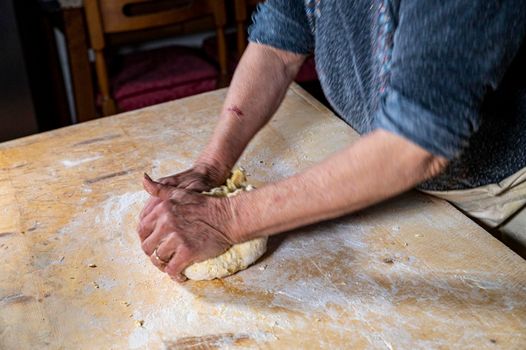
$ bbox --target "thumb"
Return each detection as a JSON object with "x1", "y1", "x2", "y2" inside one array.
[{"x1": 143, "y1": 173, "x2": 177, "y2": 200}]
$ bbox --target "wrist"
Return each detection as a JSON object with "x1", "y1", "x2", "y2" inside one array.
[
  {"x1": 223, "y1": 194, "x2": 255, "y2": 244},
  {"x1": 193, "y1": 157, "x2": 230, "y2": 184}
]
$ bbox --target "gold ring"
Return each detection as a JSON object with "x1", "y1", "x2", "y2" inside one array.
[{"x1": 153, "y1": 247, "x2": 171, "y2": 264}]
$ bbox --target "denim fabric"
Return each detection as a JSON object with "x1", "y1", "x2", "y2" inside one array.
[
  {"x1": 248, "y1": 1, "x2": 314, "y2": 54},
  {"x1": 248, "y1": 0, "x2": 526, "y2": 191}
]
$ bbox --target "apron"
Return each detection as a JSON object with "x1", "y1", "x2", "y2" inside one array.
[{"x1": 422, "y1": 166, "x2": 526, "y2": 258}]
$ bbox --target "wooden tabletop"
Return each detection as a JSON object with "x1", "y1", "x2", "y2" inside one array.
[{"x1": 1, "y1": 85, "x2": 525, "y2": 349}]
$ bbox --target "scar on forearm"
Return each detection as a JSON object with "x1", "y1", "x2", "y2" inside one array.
[{"x1": 226, "y1": 105, "x2": 244, "y2": 119}]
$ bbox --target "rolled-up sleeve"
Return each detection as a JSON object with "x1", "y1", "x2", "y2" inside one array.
[
  {"x1": 248, "y1": 0, "x2": 314, "y2": 55},
  {"x1": 374, "y1": 0, "x2": 526, "y2": 159}
]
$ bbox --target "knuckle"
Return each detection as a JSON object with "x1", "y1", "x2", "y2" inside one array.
[
  {"x1": 156, "y1": 213, "x2": 166, "y2": 224},
  {"x1": 177, "y1": 244, "x2": 192, "y2": 257},
  {"x1": 161, "y1": 231, "x2": 175, "y2": 246},
  {"x1": 158, "y1": 214, "x2": 174, "y2": 229}
]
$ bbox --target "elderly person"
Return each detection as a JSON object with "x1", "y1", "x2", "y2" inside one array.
[{"x1": 138, "y1": 0, "x2": 526, "y2": 281}]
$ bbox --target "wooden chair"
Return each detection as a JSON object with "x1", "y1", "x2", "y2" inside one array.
[
  {"x1": 234, "y1": 0, "x2": 261, "y2": 59},
  {"x1": 84, "y1": 0, "x2": 228, "y2": 116}
]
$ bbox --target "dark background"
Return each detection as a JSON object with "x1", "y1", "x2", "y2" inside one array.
[{"x1": 0, "y1": 0, "x2": 329, "y2": 143}]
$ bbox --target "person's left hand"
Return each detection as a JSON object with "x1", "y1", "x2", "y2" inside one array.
[{"x1": 137, "y1": 174, "x2": 238, "y2": 282}]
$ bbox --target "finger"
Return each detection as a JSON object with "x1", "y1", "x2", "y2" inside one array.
[
  {"x1": 150, "y1": 236, "x2": 178, "y2": 270},
  {"x1": 164, "y1": 246, "x2": 193, "y2": 282},
  {"x1": 141, "y1": 224, "x2": 167, "y2": 256},
  {"x1": 149, "y1": 233, "x2": 179, "y2": 271},
  {"x1": 181, "y1": 179, "x2": 210, "y2": 192},
  {"x1": 158, "y1": 175, "x2": 181, "y2": 186},
  {"x1": 150, "y1": 250, "x2": 166, "y2": 272},
  {"x1": 137, "y1": 205, "x2": 163, "y2": 242},
  {"x1": 143, "y1": 173, "x2": 177, "y2": 200},
  {"x1": 149, "y1": 243, "x2": 174, "y2": 272},
  {"x1": 158, "y1": 168, "x2": 193, "y2": 186},
  {"x1": 139, "y1": 196, "x2": 162, "y2": 220}
]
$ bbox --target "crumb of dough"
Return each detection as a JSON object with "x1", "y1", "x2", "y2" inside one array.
[{"x1": 382, "y1": 257, "x2": 395, "y2": 264}]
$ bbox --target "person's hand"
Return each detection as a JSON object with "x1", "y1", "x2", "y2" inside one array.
[
  {"x1": 138, "y1": 174, "x2": 239, "y2": 282},
  {"x1": 156, "y1": 163, "x2": 229, "y2": 192},
  {"x1": 139, "y1": 163, "x2": 229, "y2": 225}
]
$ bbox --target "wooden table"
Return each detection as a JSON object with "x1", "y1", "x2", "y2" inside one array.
[{"x1": 1, "y1": 86, "x2": 525, "y2": 349}]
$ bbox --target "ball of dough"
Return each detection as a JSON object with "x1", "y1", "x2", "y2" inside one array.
[
  {"x1": 183, "y1": 168, "x2": 267, "y2": 280},
  {"x1": 183, "y1": 237, "x2": 267, "y2": 280}
]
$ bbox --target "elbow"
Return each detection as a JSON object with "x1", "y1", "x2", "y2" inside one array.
[
  {"x1": 421, "y1": 153, "x2": 449, "y2": 181},
  {"x1": 266, "y1": 45, "x2": 307, "y2": 81}
]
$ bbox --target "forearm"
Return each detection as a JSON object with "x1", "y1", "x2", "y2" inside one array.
[
  {"x1": 196, "y1": 43, "x2": 306, "y2": 175},
  {"x1": 230, "y1": 130, "x2": 448, "y2": 241}
]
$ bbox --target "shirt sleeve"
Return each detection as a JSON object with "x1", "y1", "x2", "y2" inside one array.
[
  {"x1": 248, "y1": 0, "x2": 314, "y2": 55},
  {"x1": 374, "y1": 0, "x2": 526, "y2": 159}
]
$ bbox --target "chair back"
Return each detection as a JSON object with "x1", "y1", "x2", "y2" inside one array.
[
  {"x1": 84, "y1": 0, "x2": 227, "y2": 116},
  {"x1": 96, "y1": 0, "x2": 224, "y2": 34}
]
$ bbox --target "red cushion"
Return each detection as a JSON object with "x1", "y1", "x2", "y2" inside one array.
[
  {"x1": 294, "y1": 56, "x2": 318, "y2": 83},
  {"x1": 111, "y1": 46, "x2": 218, "y2": 111}
]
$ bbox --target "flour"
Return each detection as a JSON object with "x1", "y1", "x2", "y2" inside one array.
[
  {"x1": 61, "y1": 155, "x2": 102, "y2": 168},
  {"x1": 99, "y1": 191, "x2": 148, "y2": 226},
  {"x1": 53, "y1": 191, "x2": 310, "y2": 347},
  {"x1": 49, "y1": 189, "x2": 526, "y2": 349}
]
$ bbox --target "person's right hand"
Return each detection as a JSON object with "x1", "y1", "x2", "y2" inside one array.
[{"x1": 139, "y1": 163, "x2": 229, "y2": 223}]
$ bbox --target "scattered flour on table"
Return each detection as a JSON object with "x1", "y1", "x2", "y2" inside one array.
[
  {"x1": 51, "y1": 191, "x2": 525, "y2": 349},
  {"x1": 56, "y1": 191, "x2": 293, "y2": 347},
  {"x1": 61, "y1": 155, "x2": 102, "y2": 168}
]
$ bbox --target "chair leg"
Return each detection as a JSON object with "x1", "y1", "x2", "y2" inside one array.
[
  {"x1": 216, "y1": 27, "x2": 228, "y2": 76},
  {"x1": 236, "y1": 21, "x2": 247, "y2": 59},
  {"x1": 233, "y1": 0, "x2": 248, "y2": 59},
  {"x1": 94, "y1": 49, "x2": 117, "y2": 116},
  {"x1": 101, "y1": 97, "x2": 117, "y2": 116},
  {"x1": 216, "y1": 26, "x2": 229, "y2": 87}
]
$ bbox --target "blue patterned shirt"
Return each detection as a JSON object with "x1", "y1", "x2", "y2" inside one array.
[{"x1": 249, "y1": 0, "x2": 526, "y2": 191}]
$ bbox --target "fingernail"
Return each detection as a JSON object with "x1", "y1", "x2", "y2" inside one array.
[{"x1": 170, "y1": 275, "x2": 187, "y2": 283}]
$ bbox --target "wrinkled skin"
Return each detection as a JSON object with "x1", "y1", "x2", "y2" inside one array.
[
  {"x1": 140, "y1": 164, "x2": 229, "y2": 223},
  {"x1": 137, "y1": 173, "x2": 236, "y2": 282}
]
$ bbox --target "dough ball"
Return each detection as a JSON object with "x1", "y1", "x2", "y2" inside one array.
[
  {"x1": 183, "y1": 168, "x2": 267, "y2": 280},
  {"x1": 183, "y1": 237, "x2": 268, "y2": 280}
]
